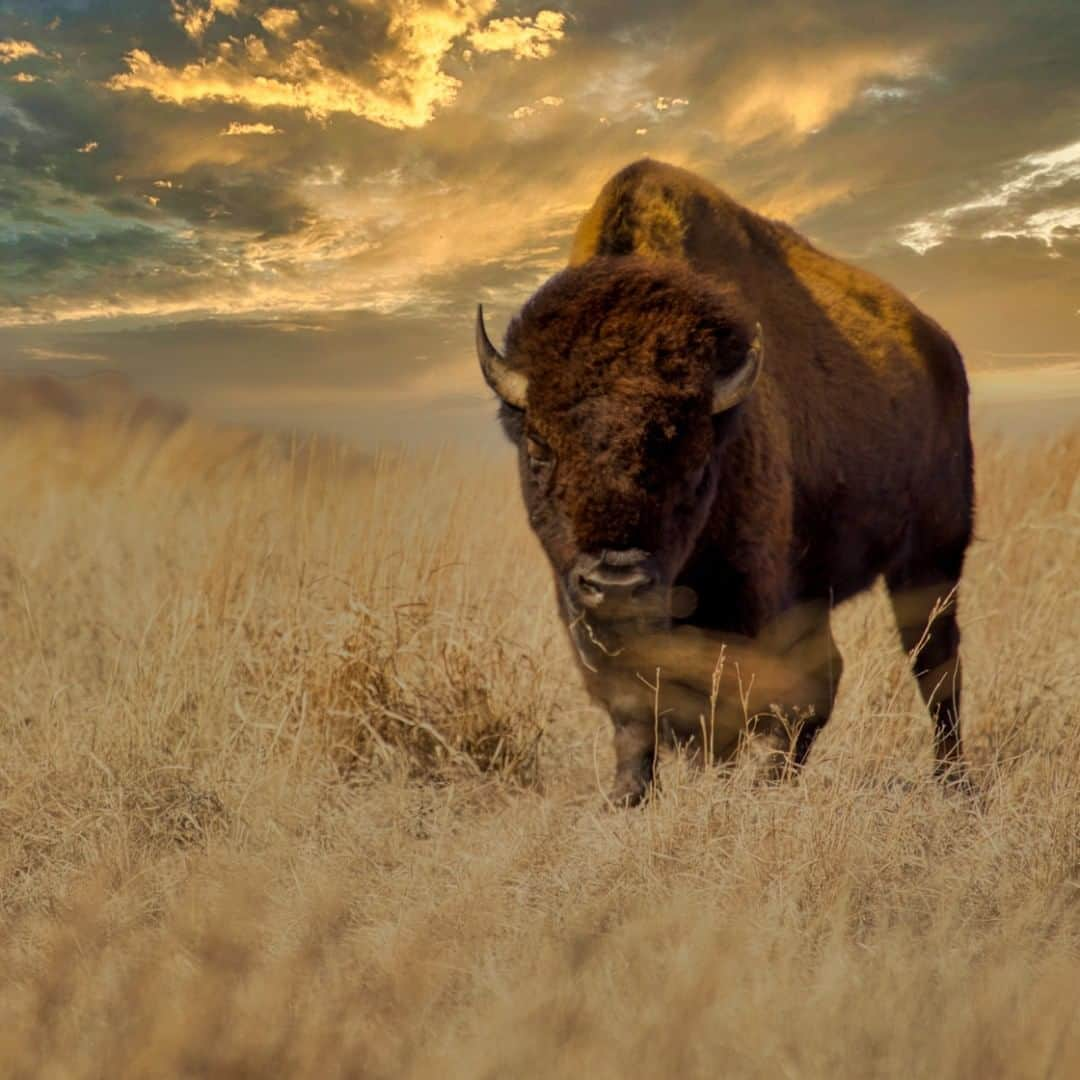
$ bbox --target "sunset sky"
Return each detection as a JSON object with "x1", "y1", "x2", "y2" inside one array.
[{"x1": 1, "y1": 0, "x2": 1077, "y2": 445}]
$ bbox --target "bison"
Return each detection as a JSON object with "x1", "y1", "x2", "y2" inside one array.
[{"x1": 476, "y1": 159, "x2": 974, "y2": 805}]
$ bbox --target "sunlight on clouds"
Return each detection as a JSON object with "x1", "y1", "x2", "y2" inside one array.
[
  {"x1": 221, "y1": 120, "x2": 284, "y2": 135},
  {"x1": 722, "y1": 49, "x2": 926, "y2": 144},
  {"x1": 21, "y1": 346, "x2": 110, "y2": 365},
  {"x1": 108, "y1": 41, "x2": 455, "y2": 129},
  {"x1": 468, "y1": 10, "x2": 566, "y2": 60},
  {"x1": 754, "y1": 179, "x2": 856, "y2": 222},
  {"x1": 171, "y1": 0, "x2": 241, "y2": 40},
  {"x1": 0, "y1": 150, "x2": 602, "y2": 328},
  {"x1": 863, "y1": 84, "x2": 912, "y2": 101},
  {"x1": 897, "y1": 219, "x2": 951, "y2": 256},
  {"x1": 0, "y1": 39, "x2": 43, "y2": 63},
  {"x1": 899, "y1": 137, "x2": 1080, "y2": 252},
  {"x1": 509, "y1": 94, "x2": 563, "y2": 120},
  {"x1": 983, "y1": 206, "x2": 1080, "y2": 248},
  {"x1": 259, "y1": 7, "x2": 301, "y2": 38},
  {"x1": 110, "y1": 3, "x2": 567, "y2": 130}
]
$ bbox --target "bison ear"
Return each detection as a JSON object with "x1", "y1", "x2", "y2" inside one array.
[
  {"x1": 476, "y1": 304, "x2": 528, "y2": 410},
  {"x1": 712, "y1": 321, "x2": 763, "y2": 414}
]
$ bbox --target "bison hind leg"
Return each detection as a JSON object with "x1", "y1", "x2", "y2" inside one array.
[{"x1": 886, "y1": 542, "x2": 968, "y2": 786}]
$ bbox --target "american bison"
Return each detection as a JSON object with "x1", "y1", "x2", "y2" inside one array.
[{"x1": 476, "y1": 159, "x2": 974, "y2": 805}]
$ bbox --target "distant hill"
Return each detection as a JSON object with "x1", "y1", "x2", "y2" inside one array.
[
  {"x1": 0, "y1": 371, "x2": 375, "y2": 482},
  {"x1": 0, "y1": 371, "x2": 188, "y2": 430}
]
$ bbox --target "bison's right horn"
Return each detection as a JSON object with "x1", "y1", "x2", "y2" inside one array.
[
  {"x1": 476, "y1": 304, "x2": 528, "y2": 410},
  {"x1": 712, "y1": 321, "x2": 764, "y2": 414}
]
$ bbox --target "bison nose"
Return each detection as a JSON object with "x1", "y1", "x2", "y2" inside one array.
[{"x1": 571, "y1": 550, "x2": 657, "y2": 610}]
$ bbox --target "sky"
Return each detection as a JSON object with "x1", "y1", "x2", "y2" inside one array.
[{"x1": 0, "y1": 0, "x2": 1078, "y2": 445}]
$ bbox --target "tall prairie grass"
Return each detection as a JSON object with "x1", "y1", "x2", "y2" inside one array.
[{"x1": 0, "y1": 399, "x2": 1077, "y2": 1077}]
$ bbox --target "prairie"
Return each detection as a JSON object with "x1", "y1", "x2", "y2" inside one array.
[{"x1": 0, "y1": 384, "x2": 1077, "y2": 1078}]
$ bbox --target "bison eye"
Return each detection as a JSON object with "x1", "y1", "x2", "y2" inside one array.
[{"x1": 525, "y1": 434, "x2": 555, "y2": 476}]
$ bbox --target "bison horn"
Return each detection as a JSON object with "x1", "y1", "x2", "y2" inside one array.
[
  {"x1": 476, "y1": 304, "x2": 528, "y2": 410},
  {"x1": 712, "y1": 322, "x2": 764, "y2": 414}
]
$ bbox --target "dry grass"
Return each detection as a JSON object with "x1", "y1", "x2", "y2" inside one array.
[{"x1": 0, "y1": 400, "x2": 1078, "y2": 1078}]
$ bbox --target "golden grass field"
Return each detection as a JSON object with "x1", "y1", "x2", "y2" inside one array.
[{"x1": 0, "y1": 384, "x2": 1077, "y2": 1078}]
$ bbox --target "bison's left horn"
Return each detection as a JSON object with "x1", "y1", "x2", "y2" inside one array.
[
  {"x1": 712, "y1": 321, "x2": 764, "y2": 414},
  {"x1": 476, "y1": 304, "x2": 528, "y2": 410}
]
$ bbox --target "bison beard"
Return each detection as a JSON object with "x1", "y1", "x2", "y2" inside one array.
[{"x1": 476, "y1": 159, "x2": 974, "y2": 806}]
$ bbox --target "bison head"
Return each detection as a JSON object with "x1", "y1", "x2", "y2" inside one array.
[{"x1": 477, "y1": 257, "x2": 762, "y2": 628}]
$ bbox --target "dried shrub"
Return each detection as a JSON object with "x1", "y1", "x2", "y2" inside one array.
[{"x1": 310, "y1": 602, "x2": 553, "y2": 785}]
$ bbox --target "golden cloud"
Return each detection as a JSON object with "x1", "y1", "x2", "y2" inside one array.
[
  {"x1": 468, "y1": 10, "x2": 566, "y2": 60},
  {"x1": 109, "y1": 3, "x2": 567, "y2": 130},
  {"x1": 751, "y1": 179, "x2": 856, "y2": 223},
  {"x1": 0, "y1": 39, "x2": 43, "y2": 63},
  {"x1": 221, "y1": 120, "x2": 284, "y2": 135},
  {"x1": 107, "y1": 41, "x2": 448, "y2": 129},
  {"x1": 720, "y1": 49, "x2": 926, "y2": 145},
  {"x1": 509, "y1": 94, "x2": 563, "y2": 119},
  {"x1": 171, "y1": 0, "x2": 241, "y2": 41},
  {"x1": 259, "y1": 6, "x2": 302, "y2": 38}
]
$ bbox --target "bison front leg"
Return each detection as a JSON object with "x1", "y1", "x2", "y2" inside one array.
[
  {"x1": 609, "y1": 714, "x2": 656, "y2": 807},
  {"x1": 739, "y1": 712, "x2": 795, "y2": 782}
]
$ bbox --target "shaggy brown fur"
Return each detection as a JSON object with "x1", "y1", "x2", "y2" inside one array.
[{"x1": 484, "y1": 159, "x2": 974, "y2": 805}]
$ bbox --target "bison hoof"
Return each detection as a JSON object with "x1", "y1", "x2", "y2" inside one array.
[
  {"x1": 607, "y1": 778, "x2": 651, "y2": 809},
  {"x1": 936, "y1": 764, "x2": 976, "y2": 799}
]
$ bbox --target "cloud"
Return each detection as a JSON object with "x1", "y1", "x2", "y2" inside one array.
[
  {"x1": 20, "y1": 346, "x2": 109, "y2": 365},
  {"x1": 258, "y1": 7, "x2": 302, "y2": 39},
  {"x1": 221, "y1": 121, "x2": 284, "y2": 135},
  {"x1": 863, "y1": 84, "x2": 912, "y2": 101},
  {"x1": 719, "y1": 48, "x2": 928, "y2": 145},
  {"x1": 108, "y1": 43, "x2": 434, "y2": 126},
  {"x1": 984, "y1": 206, "x2": 1080, "y2": 248},
  {"x1": 568, "y1": 40, "x2": 921, "y2": 151},
  {"x1": 109, "y1": 3, "x2": 567, "y2": 131},
  {"x1": 509, "y1": 94, "x2": 563, "y2": 120},
  {"x1": 468, "y1": 10, "x2": 566, "y2": 60},
  {"x1": 171, "y1": 0, "x2": 242, "y2": 41},
  {"x1": 752, "y1": 179, "x2": 856, "y2": 222},
  {"x1": 0, "y1": 39, "x2": 43, "y2": 63},
  {"x1": 899, "y1": 137, "x2": 1080, "y2": 253},
  {"x1": 895, "y1": 219, "x2": 949, "y2": 256}
]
